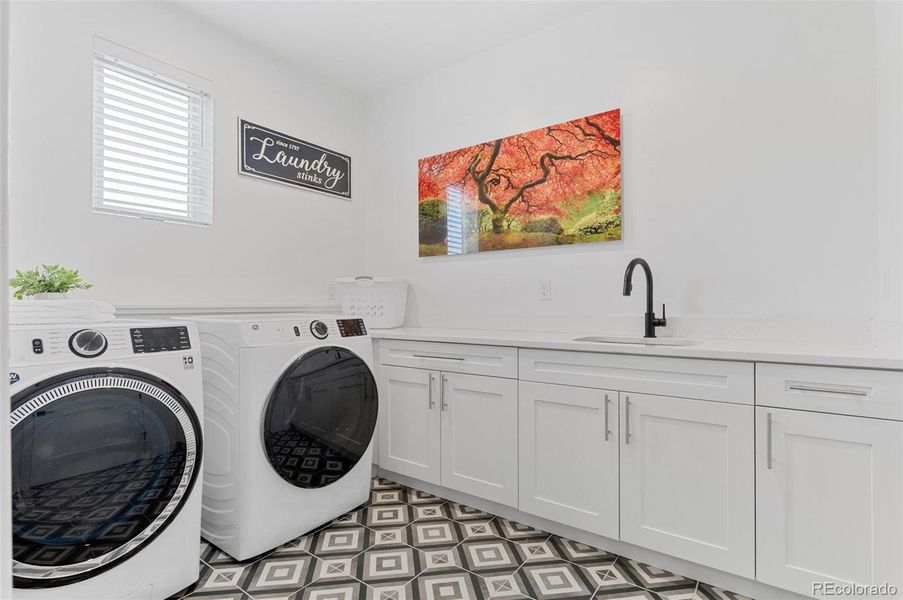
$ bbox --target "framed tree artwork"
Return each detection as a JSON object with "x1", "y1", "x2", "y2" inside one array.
[{"x1": 418, "y1": 108, "x2": 621, "y2": 256}]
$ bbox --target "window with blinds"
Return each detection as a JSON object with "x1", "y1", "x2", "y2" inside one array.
[{"x1": 93, "y1": 54, "x2": 213, "y2": 225}]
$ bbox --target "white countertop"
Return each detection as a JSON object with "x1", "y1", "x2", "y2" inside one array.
[{"x1": 371, "y1": 327, "x2": 903, "y2": 370}]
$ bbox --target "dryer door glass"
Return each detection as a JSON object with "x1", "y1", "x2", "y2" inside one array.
[
  {"x1": 264, "y1": 346, "x2": 378, "y2": 488},
  {"x1": 10, "y1": 369, "x2": 202, "y2": 588}
]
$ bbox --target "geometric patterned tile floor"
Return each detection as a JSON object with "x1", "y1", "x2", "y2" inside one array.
[{"x1": 169, "y1": 477, "x2": 753, "y2": 600}]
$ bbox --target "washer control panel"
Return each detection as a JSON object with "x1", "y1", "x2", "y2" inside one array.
[
  {"x1": 9, "y1": 322, "x2": 194, "y2": 370},
  {"x1": 130, "y1": 326, "x2": 191, "y2": 353},
  {"x1": 240, "y1": 317, "x2": 369, "y2": 345},
  {"x1": 337, "y1": 318, "x2": 368, "y2": 337}
]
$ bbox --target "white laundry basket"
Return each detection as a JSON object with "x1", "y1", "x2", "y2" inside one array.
[{"x1": 335, "y1": 277, "x2": 408, "y2": 329}]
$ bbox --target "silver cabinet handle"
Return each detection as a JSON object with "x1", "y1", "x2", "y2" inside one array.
[
  {"x1": 413, "y1": 354, "x2": 466, "y2": 361},
  {"x1": 624, "y1": 396, "x2": 631, "y2": 445},
  {"x1": 428, "y1": 373, "x2": 436, "y2": 409},
  {"x1": 604, "y1": 393, "x2": 611, "y2": 442},
  {"x1": 440, "y1": 374, "x2": 448, "y2": 411},
  {"x1": 766, "y1": 411, "x2": 773, "y2": 470},
  {"x1": 787, "y1": 384, "x2": 868, "y2": 397}
]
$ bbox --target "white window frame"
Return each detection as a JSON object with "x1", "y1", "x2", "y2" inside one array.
[{"x1": 92, "y1": 42, "x2": 213, "y2": 226}]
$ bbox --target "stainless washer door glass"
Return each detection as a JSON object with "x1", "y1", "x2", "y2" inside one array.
[
  {"x1": 10, "y1": 369, "x2": 201, "y2": 588},
  {"x1": 263, "y1": 347, "x2": 377, "y2": 489}
]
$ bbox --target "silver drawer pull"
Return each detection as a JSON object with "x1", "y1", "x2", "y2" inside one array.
[
  {"x1": 624, "y1": 396, "x2": 631, "y2": 445},
  {"x1": 428, "y1": 373, "x2": 436, "y2": 409},
  {"x1": 766, "y1": 411, "x2": 773, "y2": 470},
  {"x1": 440, "y1": 374, "x2": 449, "y2": 411},
  {"x1": 412, "y1": 354, "x2": 466, "y2": 361},
  {"x1": 604, "y1": 393, "x2": 611, "y2": 442},
  {"x1": 787, "y1": 384, "x2": 868, "y2": 397}
]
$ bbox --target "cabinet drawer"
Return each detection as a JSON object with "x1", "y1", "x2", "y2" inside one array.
[
  {"x1": 519, "y1": 349, "x2": 753, "y2": 404},
  {"x1": 756, "y1": 363, "x2": 903, "y2": 420},
  {"x1": 378, "y1": 339, "x2": 518, "y2": 378}
]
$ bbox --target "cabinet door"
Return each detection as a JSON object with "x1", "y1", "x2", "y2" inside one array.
[
  {"x1": 620, "y1": 393, "x2": 754, "y2": 578},
  {"x1": 440, "y1": 372, "x2": 518, "y2": 506},
  {"x1": 519, "y1": 381, "x2": 619, "y2": 538},
  {"x1": 757, "y1": 408, "x2": 903, "y2": 597},
  {"x1": 377, "y1": 366, "x2": 440, "y2": 484}
]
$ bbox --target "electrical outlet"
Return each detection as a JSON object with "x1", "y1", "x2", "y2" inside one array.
[
  {"x1": 538, "y1": 280, "x2": 551, "y2": 302},
  {"x1": 327, "y1": 283, "x2": 336, "y2": 300}
]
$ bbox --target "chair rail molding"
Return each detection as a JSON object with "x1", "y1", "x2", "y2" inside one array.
[{"x1": 115, "y1": 303, "x2": 342, "y2": 318}]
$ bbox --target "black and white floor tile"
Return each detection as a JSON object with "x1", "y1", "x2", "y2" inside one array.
[{"x1": 169, "y1": 477, "x2": 754, "y2": 600}]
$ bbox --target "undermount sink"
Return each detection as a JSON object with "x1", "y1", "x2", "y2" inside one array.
[{"x1": 574, "y1": 335, "x2": 701, "y2": 346}]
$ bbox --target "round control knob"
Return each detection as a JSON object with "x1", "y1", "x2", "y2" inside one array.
[
  {"x1": 310, "y1": 320, "x2": 329, "y2": 340},
  {"x1": 69, "y1": 329, "x2": 108, "y2": 358}
]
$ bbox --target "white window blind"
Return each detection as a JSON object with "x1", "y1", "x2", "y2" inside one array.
[
  {"x1": 446, "y1": 185, "x2": 464, "y2": 255},
  {"x1": 93, "y1": 54, "x2": 213, "y2": 225}
]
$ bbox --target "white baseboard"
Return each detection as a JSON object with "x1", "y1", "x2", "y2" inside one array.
[{"x1": 375, "y1": 467, "x2": 808, "y2": 600}]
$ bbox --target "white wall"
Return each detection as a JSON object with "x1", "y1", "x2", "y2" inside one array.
[
  {"x1": 8, "y1": 1, "x2": 365, "y2": 307},
  {"x1": 7, "y1": 1, "x2": 901, "y2": 345},
  {"x1": 0, "y1": 1, "x2": 11, "y2": 595},
  {"x1": 363, "y1": 1, "x2": 903, "y2": 346}
]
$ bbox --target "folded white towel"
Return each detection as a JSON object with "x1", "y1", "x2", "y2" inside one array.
[{"x1": 10, "y1": 299, "x2": 117, "y2": 325}]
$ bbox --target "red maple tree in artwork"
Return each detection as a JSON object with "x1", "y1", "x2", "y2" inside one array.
[{"x1": 418, "y1": 109, "x2": 621, "y2": 243}]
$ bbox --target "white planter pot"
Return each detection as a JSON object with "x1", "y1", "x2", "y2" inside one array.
[{"x1": 30, "y1": 292, "x2": 68, "y2": 300}]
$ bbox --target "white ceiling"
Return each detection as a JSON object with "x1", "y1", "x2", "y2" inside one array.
[{"x1": 172, "y1": 1, "x2": 601, "y2": 96}]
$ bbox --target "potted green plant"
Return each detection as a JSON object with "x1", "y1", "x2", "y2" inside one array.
[{"x1": 9, "y1": 265, "x2": 93, "y2": 300}]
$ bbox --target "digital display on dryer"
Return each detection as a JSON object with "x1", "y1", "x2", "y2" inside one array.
[
  {"x1": 336, "y1": 319, "x2": 367, "y2": 337},
  {"x1": 130, "y1": 326, "x2": 191, "y2": 353}
]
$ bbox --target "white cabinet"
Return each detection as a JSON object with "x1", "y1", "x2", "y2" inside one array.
[
  {"x1": 377, "y1": 365, "x2": 441, "y2": 484},
  {"x1": 376, "y1": 338, "x2": 903, "y2": 600},
  {"x1": 376, "y1": 358, "x2": 519, "y2": 507},
  {"x1": 440, "y1": 373, "x2": 518, "y2": 505},
  {"x1": 619, "y1": 393, "x2": 755, "y2": 578},
  {"x1": 518, "y1": 381, "x2": 619, "y2": 538},
  {"x1": 756, "y1": 407, "x2": 903, "y2": 597}
]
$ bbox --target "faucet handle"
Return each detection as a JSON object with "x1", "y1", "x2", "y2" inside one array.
[{"x1": 656, "y1": 303, "x2": 667, "y2": 327}]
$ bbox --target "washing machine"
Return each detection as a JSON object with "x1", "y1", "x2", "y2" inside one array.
[
  {"x1": 187, "y1": 314, "x2": 377, "y2": 561},
  {"x1": 8, "y1": 320, "x2": 204, "y2": 600}
]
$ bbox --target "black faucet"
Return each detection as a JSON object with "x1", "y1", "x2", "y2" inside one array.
[{"x1": 623, "y1": 257, "x2": 667, "y2": 338}]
